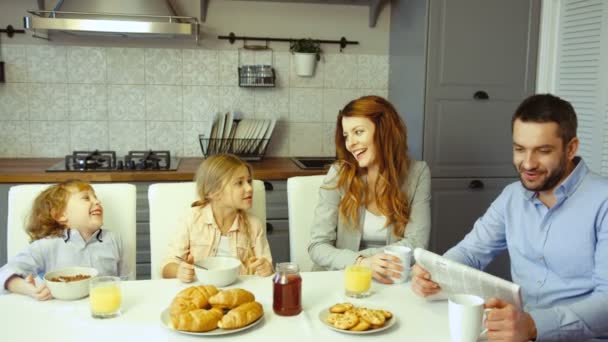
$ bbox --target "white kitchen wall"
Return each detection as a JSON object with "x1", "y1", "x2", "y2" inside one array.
[{"x1": 0, "y1": 44, "x2": 388, "y2": 158}]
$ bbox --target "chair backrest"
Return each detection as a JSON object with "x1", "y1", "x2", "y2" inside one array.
[
  {"x1": 148, "y1": 180, "x2": 266, "y2": 279},
  {"x1": 287, "y1": 175, "x2": 325, "y2": 272},
  {"x1": 7, "y1": 183, "x2": 137, "y2": 279}
]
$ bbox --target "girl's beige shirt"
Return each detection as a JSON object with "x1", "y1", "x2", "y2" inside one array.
[{"x1": 162, "y1": 204, "x2": 272, "y2": 275}]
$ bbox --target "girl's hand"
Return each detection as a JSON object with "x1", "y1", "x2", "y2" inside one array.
[
  {"x1": 177, "y1": 254, "x2": 195, "y2": 283},
  {"x1": 248, "y1": 257, "x2": 273, "y2": 277},
  {"x1": 359, "y1": 253, "x2": 403, "y2": 284},
  {"x1": 25, "y1": 275, "x2": 52, "y2": 301}
]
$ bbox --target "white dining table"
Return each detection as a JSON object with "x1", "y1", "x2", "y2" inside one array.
[{"x1": 0, "y1": 271, "x2": 453, "y2": 341}]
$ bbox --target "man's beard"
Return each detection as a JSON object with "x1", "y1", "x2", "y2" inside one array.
[{"x1": 517, "y1": 155, "x2": 568, "y2": 192}]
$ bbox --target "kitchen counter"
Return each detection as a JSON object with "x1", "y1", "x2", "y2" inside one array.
[{"x1": 0, "y1": 158, "x2": 327, "y2": 183}]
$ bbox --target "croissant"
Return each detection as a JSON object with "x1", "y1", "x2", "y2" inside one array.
[
  {"x1": 218, "y1": 301, "x2": 263, "y2": 330},
  {"x1": 172, "y1": 308, "x2": 223, "y2": 332},
  {"x1": 209, "y1": 288, "x2": 255, "y2": 309},
  {"x1": 170, "y1": 285, "x2": 218, "y2": 317}
]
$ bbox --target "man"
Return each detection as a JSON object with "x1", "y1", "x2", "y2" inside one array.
[{"x1": 412, "y1": 94, "x2": 608, "y2": 341}]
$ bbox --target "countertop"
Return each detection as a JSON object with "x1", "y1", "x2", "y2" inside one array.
[{"x1": 0, "y1": 158, "x2": 327, "y2": 183}]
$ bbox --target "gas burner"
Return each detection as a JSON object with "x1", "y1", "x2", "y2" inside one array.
[
  {"x1": 124, "y1": 150, "x2": 171, "y2": 170},
  {"x1": 66, "y1": 150, "x2": 115, "y2": 171}
]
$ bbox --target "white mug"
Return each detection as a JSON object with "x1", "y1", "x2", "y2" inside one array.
[
  {"x1": 383, "y1": 246, "x2": 412, "y2": 283},
  {"x1": 448, "y1": 294, "x2": 489, "y2": 342}
]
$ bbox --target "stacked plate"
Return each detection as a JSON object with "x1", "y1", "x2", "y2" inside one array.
[{"x1": 200, "y1": 112, "x2": 277, "y2": 160}]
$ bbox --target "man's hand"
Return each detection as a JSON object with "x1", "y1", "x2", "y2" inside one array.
[
  {"x1": 485, "y1": 298, "x2": 537, "y2": 342},
  {"x1": 410, "y1": 263, "x2": 441, "y2": 297},
  {"x1": 359, "y1": 253, "x2": 403, "y2": 284},
  {"x1": 248, "y1": 257, "x2": 273, "y2": 277},
  {"x1": 177, "y1": 254, "x2": 195, "y2": 283}
]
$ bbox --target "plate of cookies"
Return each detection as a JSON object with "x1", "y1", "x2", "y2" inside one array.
[
  {"x1": 318, "y1": 302, "x2": 396, "y2": 334},
  {"x1": 161, "y1": 285, "x2": 264, "y2": 336}
]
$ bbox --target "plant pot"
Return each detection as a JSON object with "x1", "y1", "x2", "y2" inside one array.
[{"x1": 293, "y1": 52, "x2": 318, "y2": 77}]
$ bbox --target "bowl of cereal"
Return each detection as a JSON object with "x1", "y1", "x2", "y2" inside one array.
[{"x1": 44, "y1": 266, "x2": 99, "y2": 300}]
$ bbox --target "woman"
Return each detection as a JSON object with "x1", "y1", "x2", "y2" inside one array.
[{"x1": 307, "y1": 95, "x2": 431, "y2": 283}]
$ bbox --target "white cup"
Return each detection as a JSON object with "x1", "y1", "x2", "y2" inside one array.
[
  {"x1": 448, "y1": 294, "x2": 488, "y2": 342},
  {"x1": 383, "y1": 246, "x2": 412, "y2": 283}
]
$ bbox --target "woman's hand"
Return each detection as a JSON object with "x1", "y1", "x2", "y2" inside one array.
[
  {"x1": 411, "y1": 263, "x2": 441, "y2": 297},
  {"x1": 248, "y1": 257, "x2": 273, "y2": 277},
  {"x1": 359, "y1": 253, "x2": 403, "y2": 284},
  {"x1": 177, "y1": 254, "x2": 195, "y2": 283}
]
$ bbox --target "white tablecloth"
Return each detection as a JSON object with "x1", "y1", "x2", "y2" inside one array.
[{"x1": 0, "y1": 271, "x2": 451, "y2": 341}]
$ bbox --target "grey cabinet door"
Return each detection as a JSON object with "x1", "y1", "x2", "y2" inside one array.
[
  {"x1": 423, "y1": 0, "x2": 540, "y2": 177},
  {"x1": 430, "y1": 177, "x2": 517, "y2": 280}
]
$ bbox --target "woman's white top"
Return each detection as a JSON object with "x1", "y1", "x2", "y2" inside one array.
[
  {"x1": 360, "y1": 209, "x2": 387, "y2": 249},
  {"x1": 216, "y1": 236, "x2": 232, "y2": 257}
]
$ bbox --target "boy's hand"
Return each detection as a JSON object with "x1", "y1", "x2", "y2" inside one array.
[
  {"x1": 26, "y1": 275, "x2": 52, "y2": 301},
  {"x1": 177, "y1": 254, "x2": 195, "y2": 283},
  {"x1": 248, "y1": 257, "x2": 273, "y2": 277}
]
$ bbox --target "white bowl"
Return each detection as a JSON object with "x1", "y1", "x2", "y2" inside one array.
[
  {"x1": 195, "y1": 256, "x2": 241, "y2": 287},
  {"x1": 44, "y1": 266, "x2": 99, "y2": 300}
]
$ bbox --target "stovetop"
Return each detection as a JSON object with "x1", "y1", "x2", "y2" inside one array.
[{"x1": 46, "y1": 150, "x2": 180, "y2": 172}]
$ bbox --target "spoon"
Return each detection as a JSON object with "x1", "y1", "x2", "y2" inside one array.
[{"x1": 175, "y1": 255, "x2": 208, "y2": 270}]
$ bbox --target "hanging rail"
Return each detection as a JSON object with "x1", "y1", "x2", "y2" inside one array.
[
  {"x1": 0, "y1": 25, "x2": 26, "y2": 38},
  {"x1": 218, "y1": 32, "x2": 358, "y2": 51}
]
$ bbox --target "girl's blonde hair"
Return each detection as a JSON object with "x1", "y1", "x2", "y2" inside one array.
[
  {"x1": 27, "y1": 180, "x2": 94, "y2": 242},
  {"x1": 192, "y1": 154, "x2": 253, "y2": 233}
]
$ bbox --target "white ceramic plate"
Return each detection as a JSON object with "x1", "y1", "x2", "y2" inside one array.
[
  {"x1": 318, "y1": 306, "x2": 397, "y2": 335},
  {"x1": 160, "y1": 308, "x2": 264, "y2": 336}
]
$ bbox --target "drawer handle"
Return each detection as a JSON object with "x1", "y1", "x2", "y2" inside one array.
[
  {"x1": 266, "y1": 223, "x2": 274, "y2": 234},
  {"x1": 468, "y1": 179, "x2": 485, "y2": 190},
  {"x1": 473, "y1": 90, "x2": 489, "y2": 100},
  {"x1": 263, "y1": 181, "x2": 273, "y2": 191}
]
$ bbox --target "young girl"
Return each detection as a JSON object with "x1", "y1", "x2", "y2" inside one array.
[
  {"x1": 0, "y1": 180, "x2": 127, "y2": 300},
  {"x1": 162, "y1": 154, "x2": 273, "y2": 282}
]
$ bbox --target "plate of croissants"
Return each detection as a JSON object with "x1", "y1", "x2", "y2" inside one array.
[
  {"x1": 318, "y1": 302, "x2": 397, "y2": 334},
  {"x1": 161, "y1": 285, "x2": 264, "y2": 335}
]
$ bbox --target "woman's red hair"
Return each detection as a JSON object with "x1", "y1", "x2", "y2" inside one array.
[{"x1": 333, "y1": 95, "x2": 411, "y2": 237}]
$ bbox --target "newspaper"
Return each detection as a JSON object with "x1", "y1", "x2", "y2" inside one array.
[{"x1": 414, "y1": 248, "x2": 523, "y2": 310}]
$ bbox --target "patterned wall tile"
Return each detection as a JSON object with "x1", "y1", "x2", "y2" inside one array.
[
  {"x1": 107, "y1": 48, "x2": 145, "y2": 84},
  {"x1": 324, "y1": 53, "x2": 358, "y2": 89},
  {"x1": 28, "y1": 83, "x2": 68, "y2": 121},
  {"x1": 254, "y1": 87, "x2": 289, "y2": 120},
  {"x1": 145, "y1": 49, "x2": 182, "y2": 85},
  {"x1": 146, "y1": 85, "x2": 182, "y2": 121},
  {"x1": 68, "y1": 47, "x2": 106, "y2": 84},
  {"x1": 219, "y1": 50, "x2": 239, "y2": 86},
  {"x1": 108, "y1": 121, "x2": 147, "y2": 156},
  {"x1": 1, "y1": 45, "x2": 27, "y2": 82},
  {"x1": 182, "y1": 49, "x2": 219, "y2": 86},
  {"x1": 273, "y1": 52, "x2": 291, "y2": 88},
  {"x1": 183, "y1": 86, "x2": 219, "y2": 121},
  {"x1": 70, "y1": 121, "x2": 109, "y2": 151},
  {"x1": 357, "y1": 55, "x2": 389, "y2": 89},
  {"x1": 0, "y1": 83, "x2": 28, "y2": 120},
  {"x1": 108, "y1": 85, "x2": 145, "y2": 121},
  {"x1": 322, "y1": 122, "x2": 337, "y2": 157},
  {"x1": 26, "y1": 46, "x2": 67, "y2": 83},
  {"x1": 288, "y1": 122, "x2": 324, "y2": 156},
  {"x1": 183, "y1": 121, "x2": 210, "y2": 157},
  {"x1": 146, "y1": 121, "x2": 183, "y2": 156},
  {"x1": 265, "y1": 121, "x2": 290, "y2": 157},
  {"x1": 219, "y1": 86, "x2": 255, "y2": 115},
  {"x1": 69, "y1": 84, "x2": 107, "y2": 121},
  {"x1": 0, "y1": 121, "x2": 30, "y2": 157},
  {"x1": 289, "y1": 55, "x2": 324, "y2": 88},
  {"x1": 289, "y1": 88, "x2": 323, "y2": 122},
  {"x1": 359, "y1": 88, "x2": 389, "y2": 99},
  {"x1": 30, "y1": 121, "x2": 70, "y2": 157},
  {"x1": 322, "y1": 88, "x2": 359, "y2": 123}
]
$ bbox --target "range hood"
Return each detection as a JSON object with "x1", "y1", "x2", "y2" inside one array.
[{"x1": 23, "y1": 1, "x2": 200, "y2": 42}]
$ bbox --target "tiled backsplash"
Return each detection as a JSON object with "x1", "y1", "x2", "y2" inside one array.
[{"x1": 0, "y1": 44, "x2": 388, "y2": 158}]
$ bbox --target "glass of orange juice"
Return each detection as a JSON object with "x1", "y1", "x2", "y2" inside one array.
[
  {"x1": 90, "y1": 276, "x2": 122, "y2": 318},
  {"x1": 344, "y1": 265, "x2": 372, "y2": 298}
]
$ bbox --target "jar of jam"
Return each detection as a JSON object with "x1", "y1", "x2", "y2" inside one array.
[{"x1": 273, "y1": 262, "x2": 302, "y2": 316}]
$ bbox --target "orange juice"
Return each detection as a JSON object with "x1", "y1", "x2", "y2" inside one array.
[
  {"x1": 345, "y1": 265, "x2": 372, "y2": 297},
  {"x1": 90, "y1": 276, "x2": 122, "y2": 318}
]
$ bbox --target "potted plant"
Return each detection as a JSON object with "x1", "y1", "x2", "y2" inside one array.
[{"x1": 290, "y1": 38, "x2": 322, "y2": 77}]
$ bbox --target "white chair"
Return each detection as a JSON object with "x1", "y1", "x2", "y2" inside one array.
[
  {"x1": 287, "y1": 175, "x2": 325, "y2": 272},
  {"x1": 148, "y1": 180, "x2": 266, "y2": 279},
  {"x1": 7, "y1": 183, "x2": 137, "y2": 279}
]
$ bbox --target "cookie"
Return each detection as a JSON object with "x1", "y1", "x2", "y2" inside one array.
[
  {"x1": 329, "y1": 303, "x2": 353, "y2": 313},
  {"x1": 349, "y1": 319, "x2": 371, "y2": 331},
  {"x1": 358, "y1": 308, "x2": 386, "y2": 326},
  {"x1": 378, "y1": 309, "x2": 393, "y2": 320},
  {"x1": 333, "y1": 311, "x2": 359, "y2": 330},
  {"x1": 326, "y1": 313, "x2": 342, "y2": 324}
]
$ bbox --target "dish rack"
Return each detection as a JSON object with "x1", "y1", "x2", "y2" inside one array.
[
  {"x1": 237, "y1": 46, "x2": 276, "y2": 88},
  {"x1": 199, "y1": 136, "x2": 271, "y2": 161}
]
